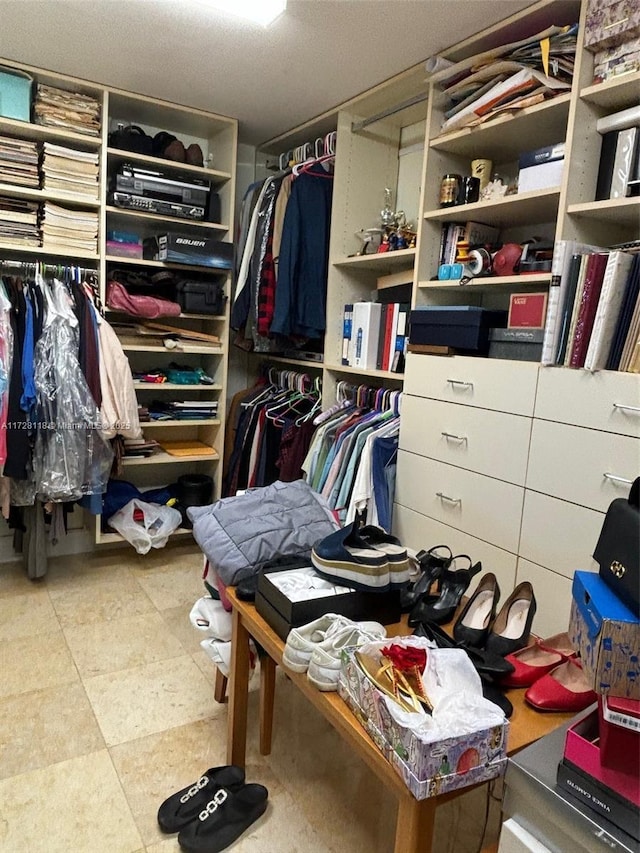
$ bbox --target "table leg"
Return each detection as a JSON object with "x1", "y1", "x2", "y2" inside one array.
[
  {"x1": 394, "y1": 791, "x2": 437, "y2": 853},
  {"x1": 259, "y1": 655, "x2": 276, "y2": 756},
  {"x1": 227, "y1": 607, "x2": 250, "y2": 767},
  {"x1": 214, "y1": 668, "x2": 228, "y2": 703}
]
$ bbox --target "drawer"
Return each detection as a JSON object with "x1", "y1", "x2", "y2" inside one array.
[
  {"x1": 527, "y1": 419, "x2": 639, "y2": 513},
  {"x1": 399, "y1": 396, "x2": 532, "y2": 485},
  {"x1": 585, "y1": 0, "x2": 640, "y2": 50},
  {"x1": 392, "y1": 503, "x2": 517, "y2": 592},
  {"x1": 520, "y1": 491, "x2": 603, "y2": 579},
  {"x1": 404, "y1": 353, "x2": 538, "y2": 416},
  {"x1": 535, "y1": 367, "x2": 640, "y2": 438},
  {"x1": 515, "y1": 559, "x2": 573, "y2": 640},
  {"x1": 395, "y1": 450, "x2": 524, "y2": 552}
]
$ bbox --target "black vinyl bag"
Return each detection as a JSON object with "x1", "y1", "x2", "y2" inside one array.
[
  {"x1": 108, "y1": 124, "x2": 154, "y2": 156},
  {"x1": 593, "y1": 477, "x2": 640, "y2": 617}
]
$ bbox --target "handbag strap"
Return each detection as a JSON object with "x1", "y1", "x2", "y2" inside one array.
[{"x1": 629, "y1": 477, "x2": 639, "y2": 510}]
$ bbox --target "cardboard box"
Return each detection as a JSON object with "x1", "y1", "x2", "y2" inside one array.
[
  {"x1": 143, "y1": 234, "x2": 234, "y2": 269},
  {"x1": 488, "y1": 328, "x2": 544, "y2": 362},
  {"x1": 507, "y1": 292, "x2": 548, "y2": 329},
  {"x1": 338, "y1": 646, "x2": 508, "y2": 799},
  {"x1": 568, "y1": 571, "x2": 640, "y2": 699},
  {"x1": 598, "y1": 695, "x2": 640, "y2": 774},
  {"x1": 255, "y1": 565, "x2": 401, "y2": 642},
  {"x1": 409, "y1": 306, "x2": 506, "y2": 354},
  {"x1": 518, "y1": 159, "x2": 565, "y2": 193}
]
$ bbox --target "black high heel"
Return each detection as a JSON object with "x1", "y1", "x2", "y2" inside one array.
[
  {"x1": 400, "y1": 545, "x2": 452, "y2": 613},
  {"x1": 485, "y1": 581, "x2": 536, "y2": 657},
  {"x1": 408, "y1": 556, "x2": 481, "y2": 626},
  {"x1": 412, "y1": 621, "x2": 515, "y2": 679},
  {"x1": 453, "y1": 572, "x2": 500, "y2": 648}
]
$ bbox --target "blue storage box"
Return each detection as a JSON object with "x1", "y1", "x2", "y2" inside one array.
[
  {"x1": 409, "y1": 306, "x2": 507, "y2": 354},
  {"x1": 0, "y1": 67, "x2": 33, "y2": 121}
]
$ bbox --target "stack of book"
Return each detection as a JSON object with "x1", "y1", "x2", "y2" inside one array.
[
  {"x1": 0, "y1": 196, "x2": 40, "y2": 247},
  {"x1": 41, "y1": 201, "x2": 98, "y2": 254},
  {"x1": 122, "y1": 437, "x2": 160, "y2": 459},
  {"x1": 149, "y1": 400, "x2": 219, "y2": 421},
  {"x1": 542, "y1": 241, "x2": 640, "y2": 372},
  {"x1": 34, "y1": 84, "x2": 100, "y2": 137},
  {"x1": 342, "y1": 301, "x2": 409, "y2": 373},
  {"x1": 595, "y1": 106, "x2": 640, "y2": 200},
  {"x1": 42, "y1": 142, "x2": 99, "y2": 200},
  {"x1": 0, "y1": 135, "x2": 39, "y2": 188},
  {"x1": 435, "y1": 23, "x2": 577, "y2": 134}
]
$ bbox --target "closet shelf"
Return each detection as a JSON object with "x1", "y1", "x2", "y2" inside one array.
[
  {"x1": 105, "y1": 206, "x2": 228, "y2": 232},
  {"x1": 580, "y1": 71, "x2": 640, "y2": 111},
  {"x1": 0, "y1": 243, "x2": 98, "y2": 261},
  {"x1": 0, "y1": 182, "x2": 100, "y2": 209},
  {"x1": 106, "y1": 148, "x2": 231, "y2": 184},
  {"x1": 105, "y1": 308, "x2": 226, "y2": 321},
  {"x1": 567, "y1": 197, "x2": 640, "y2": 226},
  {"x1": 423, "y1": 188, "x2": 561, "y2": 228},
  {"x1": 254, "y1": 354, "x2": 324, "y2": 369},
  {"x1": 133, "y1": 382, "x2": 222, "y2": 391},
  {"x1": 122, "y1": 451, "x2": 219, "y2": 465},
  {"x1": 332, "y1": 248, "x2": 416, "y2": 272},
  {"x1": 98, "y1": 527, "x2": 193, "y2": 545},
  {"x1": 418, "y1": 273, "x2": 552, "y2": 291},
  {"x1": 141, "y1": 419, "x2": 220, "y2": 427},
  {"x1": 104, "y1": 255, "x2": 231, "y2": 275},
  {"x1": 121, "y1": 342, "x2": 224, "y2": 354},
  {"x1": 324, "y1": 362, "x2": 404, "y2": 381},
  {"x1": 429, "y1": 94, "x2": 571, "y2": 160},
  {"x1": 0, "y1": 116, "x2": 102, "y2": 148}
]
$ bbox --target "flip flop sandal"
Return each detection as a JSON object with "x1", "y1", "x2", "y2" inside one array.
[
  {"x1": 177, "y1": 783, "x2": 269, "y2": 853},
  {"x1": 157, "y1": 765, "x2": 245, "y2": 833}
]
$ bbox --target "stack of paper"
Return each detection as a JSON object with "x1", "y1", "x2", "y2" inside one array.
[
  {"x1": 149, "y1": 400, "x2": 219, "y2": 421},
  {"x1": 41, "y1": 201, "x2": 98, "y2": 254},
  {"x1": 42, "y1": 142, "x2": 99, "y2": 200},
  {"x1": 34, "y1": 84, "x2": 100, "y2": 137},
  {"x1": 0, "y1": 135, "x2": 39, "y2": 188},
  {"x1": 0, "y1": 196, "x2": 40, "y2": 247}
]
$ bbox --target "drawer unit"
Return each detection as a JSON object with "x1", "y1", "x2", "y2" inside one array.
[
  {"x1": 403, "y1": 353, "x2": 538, "y2": 416},
  {"x1": 527, "y1": 419, "x2": 639, "y2": 513},
  {"x1": 535, "y1": 368, "x2": 640, "y2": 438},
  {"x1": 585, "y1": 0, "x2": 640, "y2": 50},
  {"x1": 392, "y1": 503, "x2": 518, "y2": 592},
  {"x1": 519, "y1": 491, "x2": 603, "y2": 580},
  {"x1": 515, "y1": 559, "x2": 575, "y2": 652},
  {"x1": 395, "y1": 450, "x2": 524, "y2": 553},
  {"x1": 400, "y1": 396, "x2": 532, "y2": 485}
]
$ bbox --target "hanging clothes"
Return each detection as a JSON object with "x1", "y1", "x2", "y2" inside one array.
[{"x1": 0, "y1": 279, "x2": 13, "y2": 469}]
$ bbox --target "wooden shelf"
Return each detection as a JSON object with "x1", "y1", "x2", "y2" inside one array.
[
  {"x1": 567, "y1": 196, "x2": 640, "y2": 226},
  {"x1": 252, "y1": 354, "x2": 324, "y2": 369},
  {"x1": 105, "y1": 206, "x2": 228, "y2": 232},
  {"x1": 106, "y1": 147, "x2": 231, "y2": 184},
  {"x1": 98, "y1": 527, "x2": 193, "y2": 545},
  {"x1": 106, "y1": 308, "x2": 226, "y2": 321},
  {"x1": 0, "y1": 243, "x2": 98, "y2": 261},
  {"x1": 104, "y1": 255, "x2": 231, "y2": 275},
  {"x1": 123, "y1": 450, "x2": 219, "y2": 465},
  {"x1": 332, "y1": 248, "x2": 416, "y2": 272},
  {"x1": 0, "y1": 182, "x2": 99, "y2": 208},
  {"x1": 121, "y1": 342, "x2": 224, "y2": 354},
  {"x1": 418, "y1": 273, "x2": 552, "y2": 291},
  {"x1": 429, "y1": 94, "x2": 571, "y2": 160},
  {"x1": 324, "y1": 363, "x2": 404, "y2": 381},
  {"x1": 0, "y1": 116, "x2": 102, "y2": 148},
  {"x1": 142, "y1": 419, "x2": 220, "y2": 427},
  {"x1": 133, "y1": 382, "x2": 222, "y2": 391},
  {"x1": 423, "y1": 188, "x2": 561, "y2": 228},
  {"x1": 580, "y1": 72, "x2": 640, "y2": 111}
]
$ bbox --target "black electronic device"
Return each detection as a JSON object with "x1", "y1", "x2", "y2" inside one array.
[
  {"x1": 113, "y1": 163, "x2": 210, "y2": 207},
  {"x1": 110, "y1": 192, "x2": 206, "y2": 221}
]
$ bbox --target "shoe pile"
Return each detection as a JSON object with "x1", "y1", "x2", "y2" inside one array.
[
  {"x1": 158, "y1": 764, "x2": 268, "y2": 852},
  {"x1": 282, "y1": 612, "x2": 387, "y2": 691},
  {"x1": 311, "y1": 521, "x2": 411, "y2": 591}
]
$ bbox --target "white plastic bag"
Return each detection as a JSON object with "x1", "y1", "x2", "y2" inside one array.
[{"x1": 108, "y1": 498, "x2": 182, "y2": 554}]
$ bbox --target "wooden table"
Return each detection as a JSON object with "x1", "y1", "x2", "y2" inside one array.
[{"x1": 225, "y1": 588, "x2": 574, "y2": 853}]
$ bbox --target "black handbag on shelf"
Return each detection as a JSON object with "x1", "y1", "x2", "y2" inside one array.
[
  {"x1": 593, "y1": 477, "x2": 640, "y2": 617},
  {"x1": 107, "y1": 124, "x2": 154, "y2": 156}
]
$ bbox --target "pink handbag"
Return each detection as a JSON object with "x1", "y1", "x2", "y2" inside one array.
[{"x1": 106, "y1": 280, "x2": 181, "y2": 319}]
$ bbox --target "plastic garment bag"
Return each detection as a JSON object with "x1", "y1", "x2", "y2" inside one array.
[
  {"x1": 108, "y1": 499, "x2": 182, "y2": 554},
  {"x1": 0, "y1": 280, "x2": 13, "y2": 468},
  {"x1": 33, "y1": 278, "x2": 113, "y2": 502}
]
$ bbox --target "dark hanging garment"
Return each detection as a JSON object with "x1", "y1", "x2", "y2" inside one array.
[{"x1": 4, "y1": 282, "x2": 31, "y2": 480}]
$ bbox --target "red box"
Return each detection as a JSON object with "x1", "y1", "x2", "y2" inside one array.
[
  {"x1": 598, "y1": 695, "x2": 640, "y2": 774},
  {"x1": 564, "y1": 708, "x2": 640, "y2": 806},
  {"x1": 507, "y1": 292, "x2": 548, "y2": 328}
]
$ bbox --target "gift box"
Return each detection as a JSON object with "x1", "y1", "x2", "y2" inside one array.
[
  {"x1": 338, "y1": 642, "x2": 508, "y2": 800},
  {"x1": 255, "y1": 565, "x2": 401, "y2": 641},
  {"x1": 598, "y1": 695, "x2": 640, "y2": 774},
  {"x1": 568, "y1": 570, "x2": 639, "y2": 699}
]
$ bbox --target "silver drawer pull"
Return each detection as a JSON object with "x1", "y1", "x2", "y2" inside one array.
[
  {"x1": 436, "y1": 492, "x2": 462, "y2": 505},
  {"x1": 441, "y1": 431, "x2": 467, "y2": 443},
  {"x1": 613, "y1": 402, "x2": 640, "y2": 413},
  {"x1": 604, "y1": 473, "x2": 634, "y2": 486},
  {"x1": 447, "y1": 379, "x2": 474, "y2": 390}
]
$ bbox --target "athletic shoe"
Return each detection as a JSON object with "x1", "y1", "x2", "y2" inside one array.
[
  {"x1": 307, "y1": 622, "x2": 387, "y2": 691},
  {"x1": 311, "y1": 522, "x2": 390, "y2": 590},
  {"x1": 282, "y1": 613, "x2": 358, "y2": 673}
]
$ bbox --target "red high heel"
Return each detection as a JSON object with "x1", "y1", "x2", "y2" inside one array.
[{"x1": 500, "y1": 632, "x2": 576, "y2": 688}]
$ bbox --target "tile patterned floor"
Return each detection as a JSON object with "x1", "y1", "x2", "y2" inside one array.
[{"x1": 0, "y1": 544, "x2": 501, "y2": 852}]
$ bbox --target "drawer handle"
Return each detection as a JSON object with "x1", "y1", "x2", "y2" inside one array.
[
  {"x1": 441, "y1": 431, "x2": 468, "y2": 443},
  {"x1": 447, "y1": 379, "x2": 474, "y2": 390},
  {"x1": 436, "y1": 491, "x2": 462, "y2": 505},
  {"x1": 613, "y1": 402, "x2": 640, "y2": 414},
  {"x1": 604, "y1": 473, "x2": 633, "y2": 486}
]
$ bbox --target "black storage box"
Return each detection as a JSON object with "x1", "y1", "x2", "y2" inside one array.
[
  {"x1": 143, "y1": 234, "x2": 234, "y2": 269},
  {"x1": 176, "y1": 280, "x2": 227, "y2": 315},
  {"x1": 488, "y1": 327, "x2": 544, "y2": 362},
  {"x1": 255, "y1": 564, "x2": 401, "y2": 641},
  {"x1": 409, "y1": 306, "x2": 507, "y2": 355}
]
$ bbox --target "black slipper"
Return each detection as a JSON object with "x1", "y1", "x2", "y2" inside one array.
[
  {"x1": 177, "y1": 783, "x2": 269, "y2": 853},
  {"x1": 157, "y1": 765, "x2": 245, "y2": 833}
]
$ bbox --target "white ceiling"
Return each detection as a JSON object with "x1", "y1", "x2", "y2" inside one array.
[{"x1": 0, "y1": 0, "x2": 533, "y2": 145}]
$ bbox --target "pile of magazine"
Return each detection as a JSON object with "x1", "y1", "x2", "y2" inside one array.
[{"x1": 0, "y1": 196, "x2": 39, "y2": 247}]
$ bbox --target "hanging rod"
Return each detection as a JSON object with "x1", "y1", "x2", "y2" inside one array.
[
  {"x1": 0, "y1": 258, "x2": 97, "y2": 274},
  {"x1": 351, "y1": 92, "x2": 429, "y2": 133}
]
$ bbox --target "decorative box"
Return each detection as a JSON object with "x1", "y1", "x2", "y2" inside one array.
[
  {"x1": 409, "y1": 306, "x2": 507, "y2": 355},
  {"x1": 255, "y1": 565, "x2": 401, "y2": 641},
  {"x1": 598, "y1": 695, "x2": 640, "y2": 774},
  {"x1": 338, "y1": 644, "x2": 508, "y2": 800},
  {"x1": 585, "y1": 0, "x2": 640, "y2": 51},
  {"x1": 568, "y1": 571, "x2": 640, "y2": 699}
]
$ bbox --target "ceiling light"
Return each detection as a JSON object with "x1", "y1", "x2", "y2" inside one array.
[{"x1": 206, "y1": 0, "x2": 286, "y2": 26}]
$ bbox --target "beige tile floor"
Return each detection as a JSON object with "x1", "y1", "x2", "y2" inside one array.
[{"x1": 0, "y1": 543, "x2": 502, "y2": 853}]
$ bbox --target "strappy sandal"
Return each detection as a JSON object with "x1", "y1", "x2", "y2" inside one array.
[{"x1": 408, "y1": 556, "x2": 482, "y2": 626}]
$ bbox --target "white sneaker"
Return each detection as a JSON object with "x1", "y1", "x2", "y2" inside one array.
[
  {"x1": 282, "y1": 613, "x2": 353, "y2": 673},
  {"x1": 307, "y1": 622, "x2": 387, "y2": 691}
]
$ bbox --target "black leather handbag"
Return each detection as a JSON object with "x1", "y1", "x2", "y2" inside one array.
[
  {"x1": 593, "y1": 477, "x2": 640, "y2": 616},
  {"x1": 107, "y1": 124, "x2": 153, "y2": 156}
]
